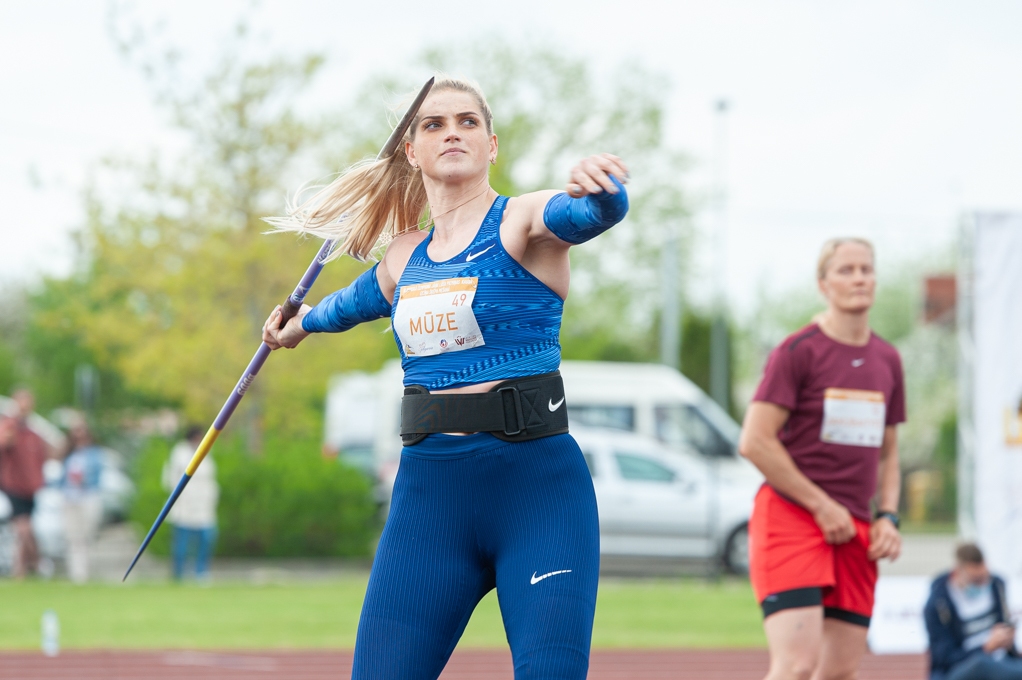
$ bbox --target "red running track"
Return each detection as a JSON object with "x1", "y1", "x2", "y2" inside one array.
[{"x1": 0, "y1": 649, "x2": 927, "y2": 679}]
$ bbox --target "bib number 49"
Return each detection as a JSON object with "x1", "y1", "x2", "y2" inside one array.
[{"x1": 393, "y1": 277, "x2": 486, "y2": 357}]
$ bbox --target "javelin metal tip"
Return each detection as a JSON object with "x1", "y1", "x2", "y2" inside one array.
[
  {"x1": 379, "y1": 77, "x2": 436, "y2": 160},
  {"x1": 122, "y1": 473, "x2": 193, "y2": 582}
]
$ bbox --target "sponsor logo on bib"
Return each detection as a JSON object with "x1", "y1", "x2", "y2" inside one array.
[{"x1": 820, "y1": 388, "x2": 886, "y2": 447}]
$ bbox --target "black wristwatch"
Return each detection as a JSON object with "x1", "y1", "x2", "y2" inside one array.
[{"x1": 874, "y1": 510, "x2": 900, "y2": 529}]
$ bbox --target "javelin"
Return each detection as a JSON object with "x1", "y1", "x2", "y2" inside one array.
[{"x1": 123, "y1": 77, "x2": 435, "y2": 581}]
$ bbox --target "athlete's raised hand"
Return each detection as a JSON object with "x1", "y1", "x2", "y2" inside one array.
[
  {"x1": 262, "y1": 304, "x2": 312, "y2": 350},
  {"x1": 867, "y1": 516, "x2": 901, "y2": 561},
  {"x1": 566, "y1": 153, "x2": 629, "y2": 198},
  {"x1": 812, "y1": 497, "x2": 857, "y2": 545}
]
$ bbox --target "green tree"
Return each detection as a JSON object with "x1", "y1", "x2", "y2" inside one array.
[
  {"x1": 130, "y1": 435, "x2": 376, "y2": 557},
  {"x1": 33, "y1": 27, "x2": 694, "y2": 445},
  {"x1": 0, "y1": 339, "x2": 16, "y2": 396},
  {"x1": 41, "y1": 31, "x2": 396, "y2": 443}
]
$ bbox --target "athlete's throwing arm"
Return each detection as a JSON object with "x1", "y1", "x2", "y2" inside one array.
[{"x1": 263, "y1": 154, "x2": 628, "y2": 350}]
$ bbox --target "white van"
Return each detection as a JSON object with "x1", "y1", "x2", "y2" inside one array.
[{"x1": 326, "y1": 359, "x2": 761, "y2": 495}]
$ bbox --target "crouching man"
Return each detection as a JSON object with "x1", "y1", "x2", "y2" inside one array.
[{"x1": 925, "y1": 543, "x2": 1022, "y2": 680}]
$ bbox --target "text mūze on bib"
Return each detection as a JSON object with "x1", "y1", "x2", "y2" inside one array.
[
  {"x1": 820, "y1": 388, "x2": 886, "y2": 447},
  {"x1": 393, "y1": 278, "x2": 485, "y2": 358}
]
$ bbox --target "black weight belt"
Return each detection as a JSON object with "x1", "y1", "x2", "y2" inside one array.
[{"x1": 400, "y1": 372, "x2": 569, "y2": 446}]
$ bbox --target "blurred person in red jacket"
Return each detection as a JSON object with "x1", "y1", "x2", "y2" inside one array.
[{"x1": 0, "y1": 389, "x2": 50, "y2": 578}]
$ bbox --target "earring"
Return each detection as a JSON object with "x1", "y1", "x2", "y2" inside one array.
[
  {"x1": 490, "y1": 157, "x2": 496, "y2": 165},
  {"x1": 411, "y1": 163, "x2": 419, "y2": 171}
]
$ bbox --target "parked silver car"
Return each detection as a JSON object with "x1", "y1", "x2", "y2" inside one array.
[{"x1": 571, "y1": 426, "x2": 761, "y2": 573}]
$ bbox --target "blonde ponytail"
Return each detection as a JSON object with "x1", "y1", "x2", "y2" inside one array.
[
  {"x1": 266, "y1": 76, "x2": 493, "y2": 262},
  {"x1": 265, "y1": 150, "x2": 427, "y2": 262}
]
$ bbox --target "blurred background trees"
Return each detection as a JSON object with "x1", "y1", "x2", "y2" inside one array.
[
  {"x1": 0, "y1": 22, "x2": 704, "y2": 554},
  {"x1": 5, "y1": 27, "x2": 698, "y2": 438},
  {"x1": 0, "y1": 13, "x2": 960, "y2": 549}
]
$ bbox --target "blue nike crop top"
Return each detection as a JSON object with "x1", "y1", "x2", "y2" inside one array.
[{"x1": 392, "y1": 196, "x2": 564, "y2": 390}]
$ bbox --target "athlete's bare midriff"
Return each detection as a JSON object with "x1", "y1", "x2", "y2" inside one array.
[{"x1": 431, "y1": 380, "x2": 501, "y2": 395}]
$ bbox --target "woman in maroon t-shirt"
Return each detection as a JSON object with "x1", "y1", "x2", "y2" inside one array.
[{"x1": 739, "y1": 238, "x2": 905, "y2": 680}]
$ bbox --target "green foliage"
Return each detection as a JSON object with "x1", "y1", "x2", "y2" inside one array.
[
  {"x1": 677, "y1": 311, "x2": 735, "y2": 415},
  {"x1": 30, "y1": 29, "x2": 689, "y2": 447},
  {"x1": 39, "y1": 33, "x2": 397, "y2": 441},
  {"x1": 131, "y1": 436, "x2": 377, "y2": 558},
  {"x1": 679, "y1": 312, "x2": 714, "y2": 399},
  {"x1": 2, "y1": 23, "x2": 694, "y2": 474},
  {"x1": 130, "y1": 437, "x2": 175, "y2": 556},
  {"x1": 215, "y1": 438, "x2": 377, "y2": 557},
  {"x1": 750, "y1": 265, "x2": 922, "y2": 349},
  {"x1": 0, "y1": 338, "x2": 16, "y2": 396},
  {"x1": 931, "y1": 413, "x2": 958, "y2": 521},
  {"x1": 14, "y1": 280, "x2": 152, "y2": 414},
  {"x1": 869, "y1": 276, "x2": 919, "y2": 345}
]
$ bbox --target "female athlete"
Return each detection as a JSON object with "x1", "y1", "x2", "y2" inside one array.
[
  {"x1": 262, "y1": 77, "x2": 629, "y2": 680},
  {"x1": 739, "y1": 238, "x2": 905, "y2": 680}
]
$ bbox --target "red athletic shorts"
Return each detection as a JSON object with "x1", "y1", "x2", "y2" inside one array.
[{"x1": 749, "y1": 485, "x2": 877, "y2": 625}]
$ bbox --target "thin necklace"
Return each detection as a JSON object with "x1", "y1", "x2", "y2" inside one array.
[
  {"x1": 424, "y1": 179, "x2": 493, "y2": 229},
  {"x1": 371, "y1": 179, "x2": 493, "y2": 258}
]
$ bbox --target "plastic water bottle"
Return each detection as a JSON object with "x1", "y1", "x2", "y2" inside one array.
[{"x1": 41, "y1": 609, "x2": 59, "y2": 657}]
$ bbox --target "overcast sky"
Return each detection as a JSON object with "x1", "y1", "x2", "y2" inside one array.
[{"x1": 2, "y1": 0, "x2": 1021, "y2": 314}]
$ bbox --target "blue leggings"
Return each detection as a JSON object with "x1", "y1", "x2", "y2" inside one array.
[{"x1": 352, "y1": 432, "x2": 601, "y2": 680}]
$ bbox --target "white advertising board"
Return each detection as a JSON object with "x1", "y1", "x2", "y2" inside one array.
[
  {"x1": 972, "y1": 214, "x2": 1022, "y2": 579},
  {"x1": 868, "y1": 576, "x2": 931, "y2": 654},
  {"x1": 868, "y1": 576, "x2": 1022, "y2": 654}
]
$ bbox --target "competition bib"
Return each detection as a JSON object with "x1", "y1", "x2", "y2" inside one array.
[
  {"x1": 820, "y1": 388, "x2": 886, "y2": 447},
  {"x1": 393, "y1": 278, "x2": 485, "y2": 358}
]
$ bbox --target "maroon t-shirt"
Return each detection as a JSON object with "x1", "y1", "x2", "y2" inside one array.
[{"x1": 752, "y1": 323, "x2": 906, "y2": 520}]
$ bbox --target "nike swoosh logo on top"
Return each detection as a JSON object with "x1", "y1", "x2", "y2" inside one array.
[
  {"x1": 548, "y1": 397, "x2": 565, "y2": 412},
  {"x1": 531, "y1": 570, "x2": 572, "y2": 585},
  {"x1": 851, "y1": 358, "x2": 865, "y2": 367},
  {"x1": 465, "y1": 245, "x2": 494, "y2": 262}
]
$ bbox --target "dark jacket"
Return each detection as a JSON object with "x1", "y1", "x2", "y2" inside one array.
[{"x1": 924, "y1": 571, "x2": 1017, "y2": 679}]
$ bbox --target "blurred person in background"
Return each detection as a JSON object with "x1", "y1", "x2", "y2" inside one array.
[
  {"x1": 162, "y1": 426, "x2": 218, "y2": 581},
  {"x1": 739, "y1": 238, "x2": 905, "y2": 680},
  {"x1": 0, "y1": 388, "x2": 50, "y2": 578},
  {"x1": 925, "y1": 543, "x2": 1022, "y2": 680},
  {"x1": 60, "y1": 421, "x2": 105, "y2": 583},
  {"x1": 263, "y1": 77, "x2": 628, "y2": 678}
]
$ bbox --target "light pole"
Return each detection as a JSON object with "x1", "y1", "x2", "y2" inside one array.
[{"x1": 709, "y1": 99, "x2": 730, "y2": 411}]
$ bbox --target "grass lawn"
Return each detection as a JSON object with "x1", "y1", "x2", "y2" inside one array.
[{"x1": 0, "y1": 576, "x2": 765, "y2": 650}]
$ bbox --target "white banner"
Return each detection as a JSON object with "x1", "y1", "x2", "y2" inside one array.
[
  {"x1": 868, "y1": 576, "x2": 932, "y2": 653},
  {"x1": 868, "y1": 576, "x2": 1022, "y2": 654},
  {"x1": 973, "y1": 213, "x2": 1022, "y2": 579}
]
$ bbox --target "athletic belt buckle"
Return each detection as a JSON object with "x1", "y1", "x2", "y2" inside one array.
[{"x1": 497, "y1": 385, "x2": 525, "y2": 436}]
